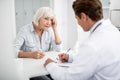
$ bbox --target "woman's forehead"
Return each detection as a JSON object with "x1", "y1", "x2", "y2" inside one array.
[{"x1": 40, "y1": 17, "x2": 53, "y2": 20}]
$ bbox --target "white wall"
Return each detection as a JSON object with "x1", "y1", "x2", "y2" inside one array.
[
  {"x1": 67, "y1": 0, "x2": 78, "y2": 49},
  {"x1": 54, "y1": 0, "x2": 68, "y2": 50},
  {"x1": 15, "y1": 0, "x2": 53, "y2": 33},
  {"x1": 109, "y1": 0, "x2": 120, "y2": 29},
  {"x1": 54, "y1": 0, "x2": 78, "y2": 50},
  {"x1": 0, "y1": 0, "x2": 23, "y2": 80},
  {"x1": 67, "y1": 0, "x2": 89, "y2": 51}
]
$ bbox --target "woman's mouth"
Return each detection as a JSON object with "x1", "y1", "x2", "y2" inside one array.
[{"x1": 45, "y1": 26, "x2": 49, "y2": 28}]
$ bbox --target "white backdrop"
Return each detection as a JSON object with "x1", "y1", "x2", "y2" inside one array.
[{"x1": 0, "y1": 0, "x2": 23, "y2": 80}]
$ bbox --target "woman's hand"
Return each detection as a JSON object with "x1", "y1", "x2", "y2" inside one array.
[
  {"x1": 51, "y1": 17, "x2": 62, "y2": 45},
  {"x1": 58, "y1": 53, "x2": 69, "y2": 63},
  {"x1": 32, "y1": 51, "x2": 45, "y2": 59},
  {"x1": 51, "y1": 17, "x2": 57, "y2": 29}
]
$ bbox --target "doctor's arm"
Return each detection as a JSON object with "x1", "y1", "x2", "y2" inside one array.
[
  {"x1": 44, "y1": 52, "x2": 73, "y2": 66},
  {"x1": 44, "y1": 45, "x2": 99, "y2": 80}
]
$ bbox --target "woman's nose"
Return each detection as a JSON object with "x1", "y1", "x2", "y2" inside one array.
[{"x1": 46, "y1": 20, "x2": 51, "y2": 25}]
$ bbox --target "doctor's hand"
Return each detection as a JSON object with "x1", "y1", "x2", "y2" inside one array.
[
  {"x1": 32, "y1": 51, "x2": 45, "y2": 59},
  {"x1": 58, "y1": 53, "x2": 69, "y2": 63},
  {"x1": 44, "y1": 58, "x2": 54, "y2": 67}
]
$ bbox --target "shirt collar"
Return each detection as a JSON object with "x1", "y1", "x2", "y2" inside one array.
[
  {"x1": 30, "y1": 22, "x2": 35, "y2": 32},
  {"x1": 90, "y1": 19, "x2": 104, "y2": 33}
]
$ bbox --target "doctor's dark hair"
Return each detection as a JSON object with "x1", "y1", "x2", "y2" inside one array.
[{"x1": 72, "y1": 0, "x2": 103, "y2": 21}]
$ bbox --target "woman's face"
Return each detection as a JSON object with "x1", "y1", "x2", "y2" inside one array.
[{"x1": 38, "y1": 17, "x2": 52, "y2": 30}]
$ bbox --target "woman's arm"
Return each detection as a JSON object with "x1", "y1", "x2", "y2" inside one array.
[
  {"x1": 18, "y1": 51, "x2": 45, "y2": 59},
  {"x1": 51, "y1": 18, "x2": 61, "y2": 44},
  {"x1": 14, "y1": 27, "x2": 45, "y2": 59}
]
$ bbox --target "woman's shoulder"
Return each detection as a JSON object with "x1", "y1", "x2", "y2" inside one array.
[{"x1": 18, "y1": 23, "x2": 33, "y2": 33}]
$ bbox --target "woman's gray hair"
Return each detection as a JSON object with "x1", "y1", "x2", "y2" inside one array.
[{"x1": 33, "y1": 7, "x2": 55, "y2": 26}]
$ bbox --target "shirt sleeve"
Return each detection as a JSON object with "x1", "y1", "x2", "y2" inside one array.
[
  {"x1": 68, "y1": 54, "x2": 73, "y2": 63},
  {"x1": 50, "y1": 28, "x2": 62, "y2": 52},
  {"x1": 45, "y1": 44, "x2": 99, "y2": 80},
  {"x1": 14, "y1": 29, "x2": 25, "y2": 57}
]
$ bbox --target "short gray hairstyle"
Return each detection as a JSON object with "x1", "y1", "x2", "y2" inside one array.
[{"x1": 33, "y1": 7, "x2": 55, "y2": 26}]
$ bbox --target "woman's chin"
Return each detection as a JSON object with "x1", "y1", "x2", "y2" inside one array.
[{"x1": 44, "y1": 27, "x2": 49, "y2": 30}]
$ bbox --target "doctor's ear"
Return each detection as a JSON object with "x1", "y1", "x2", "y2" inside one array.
[
  {"x1": 81, "y1": 13, "x2": 86, "y2": 18},
  {"x1": 81, "y1": 12, "x2": 88, "y2": 20},
  {"x1": 75, "y1": 13, "x2": 85, "y2": 19}
]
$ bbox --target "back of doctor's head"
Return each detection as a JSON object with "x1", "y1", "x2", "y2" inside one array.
[
  {"x1": 33, "y1": 7, "x2": 55, "y2": 26},
  {"x1": 72, "y1": 0, "x2": 103, "y2": 21}
]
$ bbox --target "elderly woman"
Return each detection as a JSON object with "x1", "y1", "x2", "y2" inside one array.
[{"x1": 14, "y1": 7, "x2": 62, "y2": 59}]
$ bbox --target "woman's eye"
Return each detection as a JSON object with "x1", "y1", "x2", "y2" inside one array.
[{"x1": 44, "y1": 17, "x2": 49, "y2": 20}]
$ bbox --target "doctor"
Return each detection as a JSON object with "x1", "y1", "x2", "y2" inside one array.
[{"x1": 44, "y1": 0, "x2": 120, "y2": 80}]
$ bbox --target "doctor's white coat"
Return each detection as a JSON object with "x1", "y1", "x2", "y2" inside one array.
[{"x1": 45, "y1": 19, "x2": 120, "y2": 80}]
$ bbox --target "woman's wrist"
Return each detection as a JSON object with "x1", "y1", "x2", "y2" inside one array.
[{"x1": 52, "y1": 27, "x2": 57, "y2": 31}]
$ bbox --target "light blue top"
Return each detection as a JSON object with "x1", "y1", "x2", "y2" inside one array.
[{"x1": 14, "y1": 23, "x2": 61, "y2": 57}]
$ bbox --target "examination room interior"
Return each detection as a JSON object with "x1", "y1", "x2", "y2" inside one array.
[{"x1": 0, "y1": 0, "x2": 120, "y2": 80}]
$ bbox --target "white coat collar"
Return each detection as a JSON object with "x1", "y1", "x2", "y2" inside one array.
[{"x1": 90, "y1": 19, "x2": 104, "y2": 33}]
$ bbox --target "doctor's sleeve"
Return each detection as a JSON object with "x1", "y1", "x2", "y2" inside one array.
[{"x1": 46, "y1": 44, "x2": 100, "y2": 80}]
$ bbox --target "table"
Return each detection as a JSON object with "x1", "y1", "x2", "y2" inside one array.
[{"x1": 18, "y1": 51, "x2": 59, "y2": 80}]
